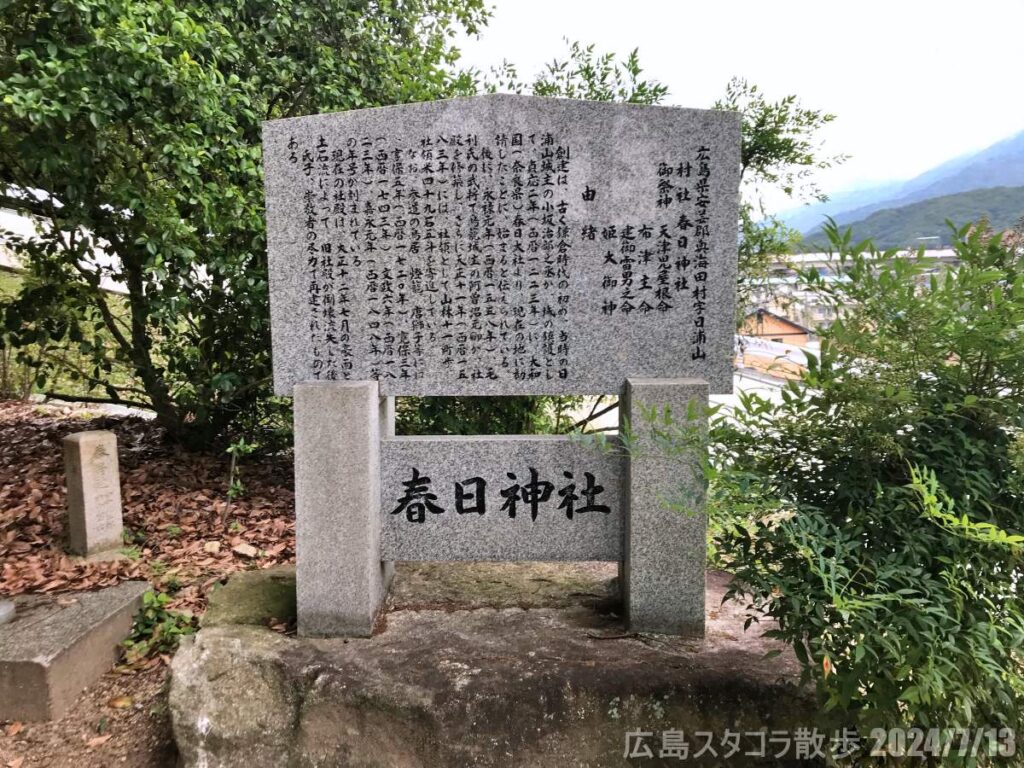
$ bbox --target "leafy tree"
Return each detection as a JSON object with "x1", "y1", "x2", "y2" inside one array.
[
  {"x1": 0, "y1": 0, "x2": 486, "y2": 445},
  {"x1": 713, "y1": 79, "x2": 845, "y2": 319},
  {"x1": 1, "y1": 21, "x2": 839, "y2": 442},
  {"x1": 488, "y1": 40, "x2": 668, "y2": 105},
  {"x1": 710, "y1": 222, "x2": 1024, "y2": 744}
]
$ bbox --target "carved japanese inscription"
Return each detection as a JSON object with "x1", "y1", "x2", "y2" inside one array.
[{"x1": 264, "y1": 95, "x2": 740, "y2": 396}]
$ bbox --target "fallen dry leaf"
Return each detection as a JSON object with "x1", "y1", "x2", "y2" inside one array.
[
  {"x1": 107, "y1": 695, "x2": 133, "y2": 709},
  {"x1": 4, "y1": 721, "x2": 24, "y2": 737},
  {"x1": 7, "y1": 757, "x2": 24, "y2": 768},
  {"x1": 85, "y1": 734, "x2": 112, "y2": 748},
  {"x1": 0, "y1": 403, "x2": 294, "y2": 618},
  {"x1": 232, "y1": 543, "x2": 258, "y2": 559}
]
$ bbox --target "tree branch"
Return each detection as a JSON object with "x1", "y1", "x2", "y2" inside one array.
[
  {"x1": 42, "y1": 391, "x2": 151, "y2": 410},
  {"x1": 570, "y1": 398, "x2": 619, "y2": 432}
]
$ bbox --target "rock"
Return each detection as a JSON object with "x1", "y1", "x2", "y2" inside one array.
[
  {"x1": 203, "y1": 541, "x2": 221, "y2": 555},
  {"x1": 203, "y1": 566, "x2": 296, "y2": 628},
  {"x1": 172, "y1": 627, "x2": 298, "y2": 767},
  {"x1": 231, "y1": 543, "x2": 258, "y2": 559},
  {"x1": 172, "y1": 565, "x2": 817, "y2": 767},
  {"x1": 0, "y1": 600, "x2": 14, "y2": 625}
]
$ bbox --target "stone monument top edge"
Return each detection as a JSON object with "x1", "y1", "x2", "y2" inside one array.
[
  {"x1": 61, "y1": 429, "x2": 116, "y2": 444},
  {"x1": 262, "y1": 93, "x2": 743, "y2": 131}
]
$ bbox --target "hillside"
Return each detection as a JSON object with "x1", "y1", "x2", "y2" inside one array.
[
  {"x1": 800, "y1": 186, "x2": 1024, "y2": 250},
  {"x1": 782, "y1": 129, "x2": 1024, "y2": 234}
]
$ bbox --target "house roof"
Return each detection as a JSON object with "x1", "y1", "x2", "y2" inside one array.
[{"x1": 743, "y1": 308, "x2": 813, "y2": 335}]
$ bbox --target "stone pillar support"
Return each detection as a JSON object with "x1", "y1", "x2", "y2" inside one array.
[
  {"x1": 294, "y1": 381, "x2": 390, "y2": 637},
  {"x1": 621, "y1": 378, "x2": 709, "y2": 636}
]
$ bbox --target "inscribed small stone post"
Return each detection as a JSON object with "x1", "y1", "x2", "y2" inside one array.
[{"x1": 63, "y1": 430, "x2": 124, "y2": 557}]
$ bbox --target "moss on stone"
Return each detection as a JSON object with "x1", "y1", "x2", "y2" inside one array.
[{"x1": 202, "y1": 565, "x2": 297, "y2": 628}]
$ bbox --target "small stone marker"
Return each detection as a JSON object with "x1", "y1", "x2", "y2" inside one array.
[
  {"x1": 63, "y1": 430, "x2": 124, "y2": 557},
  {"x1": 263, "y1": 94, "x2": 740, "y2": 637},
  {"x1": 0, "y1": 581, "x2": 148, "y2": 721}
]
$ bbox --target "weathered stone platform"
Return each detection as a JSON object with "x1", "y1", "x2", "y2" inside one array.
[
  {"x1": 0, "y1": 580, "x2": 148, "y2": 721},
  {"x1": 171, "y1": 564, "x2": 817, "y2": 767}
]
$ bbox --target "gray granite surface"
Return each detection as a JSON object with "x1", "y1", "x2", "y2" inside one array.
[
  {"x1": 622, "y1": 378, "x2": 708, "y2": 636},
  {"x1": 0, "y1": 581, "x2": 148, "y2": 720},
  {"x1": 380, "y1": 435, "x2": 623, "y2": 561},
  {"x1": 293, "y1": 381, "x2": 391, "y2": 637},
  {"x1": 63, "y1": 430, "x2": 123, "y2": 556},
  {"x1": 264, "y1": 94, "x2": 740, "y2": 396}
]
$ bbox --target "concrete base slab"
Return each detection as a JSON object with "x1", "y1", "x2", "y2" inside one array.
[
  {"x1": 171, "y1": 565, "x2": 817, "y2": 767},
  {"x1": 0, "y1": 580, "x2": 149, "y2": 721}
]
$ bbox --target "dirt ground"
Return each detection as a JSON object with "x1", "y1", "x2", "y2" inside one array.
[
  {"x1": 0, "y1": 400, "x2": 298, "y2": 767},
  {"x1": 0, "y1": 666, "x2": 173, "y2": 768}
]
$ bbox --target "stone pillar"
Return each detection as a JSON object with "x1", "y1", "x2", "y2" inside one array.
[
  {"x1": 63, "y1": 430, "x2": 123, "y2": 557},
  {"x1": 294, "y1": 381, "x2": 389, "y2": 637},
  {"x1": 380, "y1": 396, "x2": 396, "y2": 437},
  {"x1": 379, "y1": 396, "x2": 396, "y2": 591},
  {"x1": 621, "y1": 378, "x2": 709, "y2": 636}
]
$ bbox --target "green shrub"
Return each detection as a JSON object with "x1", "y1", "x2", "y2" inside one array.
[
  {"x1": 711, "y1": 222, "x2": 1024, "y2": 746},
  {"x1": 396, "y1": 395, "x2": 583, "y2": 435},
  {"x1": 121, "y1": 590, "x2": 197, "y2": 667}
]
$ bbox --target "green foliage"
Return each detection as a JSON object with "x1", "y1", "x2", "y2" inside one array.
[
  {"x1": 0, "y1": 0, "x2": 486, "y2": 445},
  {"x1": 488, "y1": 40, "x2": 668, "y2": 105},
  {"x1": 802, "y1": 185, "x2": 1024, "y2": 250},
  {"x1": 0, "y1": 270, "x2": 34, "y2": 398},
  {"x1": 714, "y1": 78, "x2": 845, "y2": 318},
  {"x1": 0, "y1": 266, "x2": 142, "y2": 402},
  {"x1": 711, "y1": 221, "x2": 1024, "y2": 741},
  {"x1": 122, "y1": 526, "x2": 145, "y2": 546},
  {"x1": 717, "y1": 79, "x2": 843, "y2": 200},
  {"x1": 225, "y1": 436, "x2": 257, "y2": 497},
  {"x1": 121, "y1": 589, "x2": 197, "y2": 666},
  {"x1": 397, "y1": 395, "x2": 582, "y2": 435},
  {"x1": 221, "y1": 435, "x2": 257, "y2": 523}
]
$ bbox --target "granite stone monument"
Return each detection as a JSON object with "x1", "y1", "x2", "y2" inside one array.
[
  {"x1": 63, "y1": 430, "x2": 124, "y2": 558},
  {"x1": 263, "y1": 94, "x2": 740, "y2": 637}
]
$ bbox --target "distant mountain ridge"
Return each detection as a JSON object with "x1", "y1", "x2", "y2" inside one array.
[
  {"x1": 781, "y1": 129, "x2": 1024, "y2": 234},
  {"x1": 801, "y1": 186, "x2": 1024, "y2": 250}
]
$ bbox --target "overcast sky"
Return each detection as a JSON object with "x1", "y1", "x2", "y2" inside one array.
[{"x1": 455, "y1": 0, "x2": 1023, "y2": 211}]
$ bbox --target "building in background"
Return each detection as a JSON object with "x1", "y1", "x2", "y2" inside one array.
[{"x1": 741, "y1": 309, "x2": 812, "y2": 345}]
